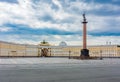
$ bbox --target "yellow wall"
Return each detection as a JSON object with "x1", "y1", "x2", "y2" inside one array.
[{"x1": 0, "y1": 41, "x2": 120, "y2": 57}]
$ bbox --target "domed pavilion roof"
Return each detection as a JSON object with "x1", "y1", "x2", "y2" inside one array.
[{"x1": 59, "y1": 41, "x2": 67, "y2": 47}]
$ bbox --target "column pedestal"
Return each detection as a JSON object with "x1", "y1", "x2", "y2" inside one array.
[{"x1": 80, "y1": 49, "x2": 89, "y2": 59}]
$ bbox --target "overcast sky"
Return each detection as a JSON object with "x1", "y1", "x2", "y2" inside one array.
[{"x1": 0, "y1": 0, "x2": 120, "y2": 45}]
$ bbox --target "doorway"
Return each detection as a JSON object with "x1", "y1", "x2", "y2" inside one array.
[{"x1": 41, "y1": 48, "x2": 48, "y2": 57}]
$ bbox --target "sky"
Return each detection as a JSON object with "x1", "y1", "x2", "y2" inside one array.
[{"x1": 0, "y1": 0, "x2": 120, "y2": 45}]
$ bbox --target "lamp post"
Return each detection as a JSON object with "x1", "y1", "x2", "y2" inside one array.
[
  {"x1": 100, "y1": 50, "x2": 103, "y2": 60},
  {"x1": 69, "y1": 50, "x2": 71, "y2": 59},
  {"x1": 50, "y1": 48, "x2": 51, "y2": 57}
]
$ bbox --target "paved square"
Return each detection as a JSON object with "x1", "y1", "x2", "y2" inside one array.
[{"x1": 0, "y1": 58, "x2": 120, "y2": 82}]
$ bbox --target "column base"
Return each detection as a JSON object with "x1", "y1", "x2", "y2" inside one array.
[{"x1": 80, "y1": 49, "x2": 89, "y2": 59}]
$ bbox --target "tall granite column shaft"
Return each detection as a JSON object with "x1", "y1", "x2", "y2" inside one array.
[{"x1": 83, "y1": 21, "x2": 87, "y2": 49}]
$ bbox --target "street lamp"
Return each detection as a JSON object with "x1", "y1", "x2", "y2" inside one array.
[
  {"x1": 100, "y1": 50, "x2": 103, "y2": 60},
  {"x1": 69, "y1": 50, "x2": 71, "y2": 59}
]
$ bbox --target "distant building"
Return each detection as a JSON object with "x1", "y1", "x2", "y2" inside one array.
[{"x1": 0, "y1": 41, "x2": 120, "y2": 58}]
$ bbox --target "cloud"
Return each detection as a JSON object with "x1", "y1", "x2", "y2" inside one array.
[
  {"x1": 0, "y1": 27, "x2": 12, "y2": 32},
  {"x1": 0, "y1": 0, "x2": 119, "y2": 32},
  {"x1": 52, "y1": 0, "x2": 62, "y2": 9},
  {"x1": 87, "y1": 15, "x2": 120, "y2": 35},
  {"x1": 0, "y1": 0, "x2": 120, "y2": 45},
  {"x1": 1, "y1": 33, "x2": 120, "y2": 46},
  {"x1": 88, "y1": 35, "x2": 120, "y2": 45},
  {"x1": 0, "y1": 0, "x2": 18, "y2": 3}
]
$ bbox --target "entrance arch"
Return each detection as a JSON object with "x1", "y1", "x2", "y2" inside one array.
[{"x1": 41, "y1": 48, "x2": 48, "y2": 57}]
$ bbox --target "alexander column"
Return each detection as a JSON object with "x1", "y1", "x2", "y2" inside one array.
[{"x1": 80, "y1": 13, "x2": 89, "y2": 59}]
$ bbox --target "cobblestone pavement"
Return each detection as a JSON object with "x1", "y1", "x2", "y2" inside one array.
[
  {"x1": 0, "y1": 58, "x2": 120, "y2": 82},
  {"x1": 0, "y1": 57, "x2": 120, "y2": 65}
]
